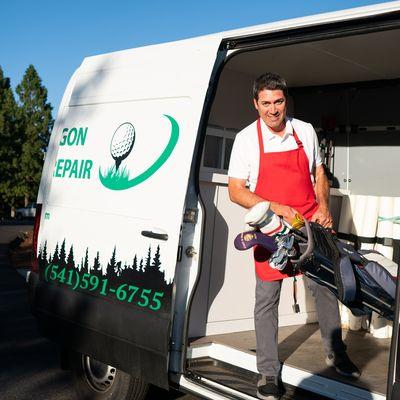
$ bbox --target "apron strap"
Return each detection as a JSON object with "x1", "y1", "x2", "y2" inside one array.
[
  {"x1": 258, "y1": 118, "x2": 304, "y2": 151},
  {"x1": 257, "y1": 118, "x2": 265, "y2": 154},
  {"x1": 292, "y1": 130, "x2": 304, "y2": 149}
]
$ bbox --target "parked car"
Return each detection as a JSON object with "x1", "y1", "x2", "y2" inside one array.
[{"x1": 15, "y1": 203, "x2": 36, "y2": 219}]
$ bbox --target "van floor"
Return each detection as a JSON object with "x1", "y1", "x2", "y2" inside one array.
[{"x1": 189, "y1": 323, "x2": 390, "y2": 395}]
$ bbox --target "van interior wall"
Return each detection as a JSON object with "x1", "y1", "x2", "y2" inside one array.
[
  {"x1": 292, "y1": 82, "x2": 400, "y2": 195},
  {"x1": 189, "y1": 28, "x2": 400, "y2": 339}
]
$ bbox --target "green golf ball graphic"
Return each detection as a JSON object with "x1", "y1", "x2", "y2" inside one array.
[{"x1": 110, "y1": 122, "x2": 135, "y2": 170}]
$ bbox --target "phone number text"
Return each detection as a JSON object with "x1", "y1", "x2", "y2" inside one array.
[{"x1": 44, "y1": 264, "x2": 164, "y2": 311}]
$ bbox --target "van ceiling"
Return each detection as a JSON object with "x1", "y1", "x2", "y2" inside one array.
[
  {"x1": 208, "y1": 28, "x2": 400, "y2": 129},
  {"x1": 226, "y1": 29, "x2": 400, "y2": 86}
]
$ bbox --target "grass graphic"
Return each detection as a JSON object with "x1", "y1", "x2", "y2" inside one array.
[
  {"x1": 99, "y1": 115, "x2": 179, "y2": 191},
  {"x1": 99, "y1": 165, "x2": 131, "y2": 190}
]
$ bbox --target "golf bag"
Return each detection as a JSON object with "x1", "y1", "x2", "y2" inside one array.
[{"x1": 234, "y1": 221, "x2": 397, "y2": 320}]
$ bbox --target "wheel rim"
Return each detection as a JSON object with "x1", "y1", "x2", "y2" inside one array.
[{"x1": 82, "y1": 355, "x2": 116, "y2": 392}]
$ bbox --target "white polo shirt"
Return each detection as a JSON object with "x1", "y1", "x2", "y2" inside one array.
[{"x1": 228, "y1": 117, "x2": 322, "y2": 192}]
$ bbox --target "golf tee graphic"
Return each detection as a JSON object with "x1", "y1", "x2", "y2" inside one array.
[
  {"x1": 99, "y1": 115, "x2": 179, "y2": 190},
  {"x1": 110, "y1": 122, "x2": 136, "y2": 171}
]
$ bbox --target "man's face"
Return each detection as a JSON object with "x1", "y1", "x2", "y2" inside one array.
[{"x1": 253, "y1": 89, "x2": 287, "y2": 132}]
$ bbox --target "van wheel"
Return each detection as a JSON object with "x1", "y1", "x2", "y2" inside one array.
[
  {"x1": 69, "y1": 351, "x2": 149, "y2": 400},
  {"x1": 16, "y1": 213, "x2": 22, "y2": 220}
]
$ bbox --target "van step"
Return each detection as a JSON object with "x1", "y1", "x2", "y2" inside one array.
[{"x1": 187, "y1": 356, "x2": 329, "y2": 399}]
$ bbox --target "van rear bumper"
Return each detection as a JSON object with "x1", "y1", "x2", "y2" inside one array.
[{"x1": 28, "y1": 271, "x2": 171, "y2": 389}]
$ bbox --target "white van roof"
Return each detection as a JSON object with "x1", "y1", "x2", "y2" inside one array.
[
  {"x1": 80, "y1": 0, "x2": 400, "y2": 70},
  {"x1": 217, "y1": 0, "x2": 400, "y2": 40}
]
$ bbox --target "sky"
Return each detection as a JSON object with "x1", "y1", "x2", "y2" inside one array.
[{"x1": 1, "y1": 0, "x2": 391, "y2": 116}]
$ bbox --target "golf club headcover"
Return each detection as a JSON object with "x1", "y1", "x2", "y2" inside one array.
[
  {"x1": 245, "y1": 201, "x2": 290, "y2": 236},
  {"x1": 244, "y1": 223, "x2": 257, "y2": 232},
  {"x1": 234, "y1": 231, "x2": 278, "y2": 253}
]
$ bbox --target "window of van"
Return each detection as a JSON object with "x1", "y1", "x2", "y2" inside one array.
[{"x1": 202, "y1": 126, "x2": 237, "y2": 172}]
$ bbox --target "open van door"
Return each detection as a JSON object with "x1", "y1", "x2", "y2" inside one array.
[{"x1": 29, "y1": 35, "x2": 224, "y2": 391}]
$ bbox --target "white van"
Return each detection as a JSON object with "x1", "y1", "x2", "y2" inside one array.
[{"x1": 29, "y1": 2, "x2": 400, "y2": 399}]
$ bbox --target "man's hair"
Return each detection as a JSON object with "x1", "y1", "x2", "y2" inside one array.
[{"x1": 253, "y1": 72, "x2": 288, "y2": 100}]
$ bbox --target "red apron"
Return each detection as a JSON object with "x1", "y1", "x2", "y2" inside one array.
[{"x1": 254, "y1": 118, "x2": 319, "y2": 281}]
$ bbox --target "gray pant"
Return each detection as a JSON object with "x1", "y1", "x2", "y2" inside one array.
[{"x1": 254, "y1": 274, "x2": 346, "y2": 376}]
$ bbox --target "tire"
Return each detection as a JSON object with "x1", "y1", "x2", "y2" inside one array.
[
  {"x1": 69, "y1": 350, "x2": 149, "y2": 400},
  {"x1": 16, "y1": 213, "x2": 22, "y2": 220}
]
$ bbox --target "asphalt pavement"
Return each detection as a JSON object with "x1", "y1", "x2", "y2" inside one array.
[
  {"x1": 0, "y1": 224, "x2": 198, "y2": 400},
  {"x1": 0, "y1": 222, "x2": 78, "y2": 400}
]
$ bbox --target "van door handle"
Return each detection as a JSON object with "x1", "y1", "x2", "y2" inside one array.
[{"x1": 141, "y1": 230, "x2": 169, "y2": 241}]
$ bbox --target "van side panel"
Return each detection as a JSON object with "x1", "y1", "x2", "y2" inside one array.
[
  {"x1": 30, "y1": 273, "x2": 169, "y2": 387},
  {"x1": 30, "y1": 36, "x2": 222, "y2": 388}
]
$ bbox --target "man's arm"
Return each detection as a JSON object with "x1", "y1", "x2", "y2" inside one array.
[
  {"x1": 311, "y1": 164, "x2": 332, "y2": 227},
  {"x1": 228, "y1": 177, "x2": 297, "y2": 222}
]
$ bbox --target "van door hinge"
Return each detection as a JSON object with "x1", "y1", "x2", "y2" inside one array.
[
  {"x1": 183, "y1": 208, "x2": 198, "y2": 223},
  {"x1": 226, "y1": 40, "x2": 237, "y2": 50}
]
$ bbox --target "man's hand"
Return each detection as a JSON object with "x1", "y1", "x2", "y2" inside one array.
[
  {"x1": 270, "y1": 202, "x2": 297, "y2": 224},
  {"x1": 311, "y1": 206, "x2": 332, "y2": 228}
]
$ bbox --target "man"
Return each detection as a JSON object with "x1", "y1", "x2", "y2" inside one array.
[{"x1": 228, "y1": 72, "x2": 360, "y2": 400}]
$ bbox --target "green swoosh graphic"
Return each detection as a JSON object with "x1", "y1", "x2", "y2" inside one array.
[{"x1": 99, "y1": 114, "x2": 179, "y2": 190}]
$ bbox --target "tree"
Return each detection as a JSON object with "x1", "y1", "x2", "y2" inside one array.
[
  {"x1": 145, "y1": 246, "x2": 152, "y2": 271},
  {"x1": 106, "y1": 247, "x2": 117, "y2": 276},
  {"x1": 59, "y1": 239, "x2": 67, "y2": 268},
  {"x1": 67, "y1": 245, "x2": 75, "y2": 270},
  {"x1": 52, "y1": 243, "x2": 60, "y2": 264},
  {"x1": 149, "y1": 245, "x2": 165, "y2": 287},
  {"x1": 93, "y1": 252, "x2": 101, "y2": 275},
  {"x1": 83, "y1": 248, "x2": 89, "y2": 272},
  {"x1": 41, "y1": 241, "x2": 48, "y2": 265},
  {"x1": 0, "y1": 66, "x2": 23, "y2": 213},
  {"x1": 152, "y1": 245, "x2": 161, "y2": 270},
  {"x1": 16, "y1": 65, "x2": 53, "y2": 205}
]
